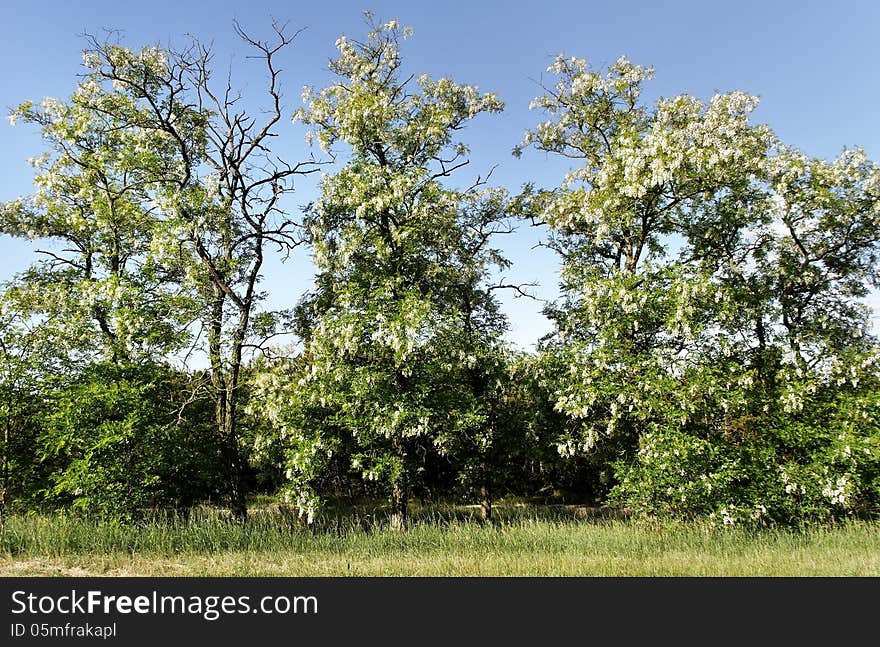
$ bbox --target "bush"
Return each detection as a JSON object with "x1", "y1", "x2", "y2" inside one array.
[
  {"x1": 609, "y1": 361, "x2": 880, "y2": 526},
  {"x1": 34, "y1": 362, "x2": 224, "y2": 516}
]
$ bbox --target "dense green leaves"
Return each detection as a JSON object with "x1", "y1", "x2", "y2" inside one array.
[{"x1": 35, "y1": 362, "x2": 223, "y2": 516}]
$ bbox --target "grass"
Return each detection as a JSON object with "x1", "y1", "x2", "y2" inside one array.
[{"x1": 2, "y1": 503, "x2": 879, "y2": 576}]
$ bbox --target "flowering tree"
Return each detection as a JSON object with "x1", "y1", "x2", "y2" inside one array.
[
  {"x1": 642, "y1": 146, "x2": 880, "y2": 524},
  {"x1": 75, "y1": 26, "x2": 321, "y2": 521},
  {"x1": 2, "y1": 24, "x2": 317, "y2": 520},
  {"x1": 518, "y1": 54, "x2": 880, "y2": 524},
  {"x1": 256, "y1": 15, "x2": 506, "y2": 528},
  {"x1": 0, "y1": 46, "x2": 208, "y2": 514},
  {"x1": 2, "y1": 54, "x2": 197, "y2": 366},
  {"x1": 516, "y1": 54, "x2": 771, "y2": 455}
]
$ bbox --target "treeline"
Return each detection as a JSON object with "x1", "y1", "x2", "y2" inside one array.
[{"x1": 1, "y1": 14, "x2": 879, "y2": 527}]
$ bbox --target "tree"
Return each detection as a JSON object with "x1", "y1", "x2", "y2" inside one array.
[
  {"x1": 258, "y1": 15, "x2": 505, "y2": 528},
  {"x1": 2, "y1": 56, "x2": 196, "y2": 367},
  {"x1": 1, "y1": 45, "x2": 204, "y2": 515},
  {"x1": 625, "y1": 145, "x2": 880, "y2": 524},
  {"x1": 64, "y1": 24, "x2": 320, "y2": 521},
  {"x1": 516, "y1": 54, "x2": 771, "y2": 461},
  {"x1": 518, "y1": 54, "x2": 880, "y2": 524}
]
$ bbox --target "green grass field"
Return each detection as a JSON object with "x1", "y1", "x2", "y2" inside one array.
[{"x1": 2, "y1": 503, "x2": 878, "y2": 576}]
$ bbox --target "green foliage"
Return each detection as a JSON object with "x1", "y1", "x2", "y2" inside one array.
[
  {"x1": 610, "y1": 358, "x2": 880, "y2": 525},
  {"x1": 33, "y1": 362, "x2": 223, "y2": 516},
  {"x1": 1, "y1": 48, "x2": 199, "y2": 366},
  {"x1": 0, "y1": 382, "x2": 44, "y2": 512}
]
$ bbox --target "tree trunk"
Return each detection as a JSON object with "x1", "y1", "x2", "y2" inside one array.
[
  {"x1": 0, "y1": 418, "x2": 8, "y2": 519},
  {"x1": 208, "y1": 289, "x2": 248, "y2": 523},
  {"x1": 390, "y1": 369, "x2": 410, "y2": 531},
  {"x1": 390, "y1": 466, "x2": 408, "y2": 531},
  {"x1": 223, "y1": 399, "x2": 248, "y2": 523},
  {"x1": 480, "y1": 460, "x2": 492, "y2": 523},
  {"x1": 213, "y1": 373, "x2": 248, "y2": 525}
]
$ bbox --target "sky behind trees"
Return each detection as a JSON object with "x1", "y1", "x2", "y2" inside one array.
[{"x1": 2, "y1": 0, "x2": 879, "y2": 348}]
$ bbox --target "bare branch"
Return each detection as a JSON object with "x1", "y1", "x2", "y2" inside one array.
[{"x1": 488, "y1": 279, "x2": 540, "y2": 300}]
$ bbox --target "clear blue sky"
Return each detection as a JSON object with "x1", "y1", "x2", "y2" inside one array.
[{"x1": 2, "y1": 0, "x2": 879, "y2": 348}]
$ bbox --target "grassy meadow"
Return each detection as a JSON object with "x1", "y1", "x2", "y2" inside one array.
[{"x1": 2, "y1": 501, "x2": 879, "y2": 577}]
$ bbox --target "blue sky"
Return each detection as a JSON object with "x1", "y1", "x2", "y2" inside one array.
[{"x1": 2, "y1": 0, "x2": 879, "y2": 348}]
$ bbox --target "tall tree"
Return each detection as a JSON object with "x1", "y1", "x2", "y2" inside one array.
[
  {"x1": 1, "y1": 47, "x2": 203, "y2": 514},
  {"x1": 2, "y1": 57, "x2": 197, "y2": 366},
  {"x1": 76, "y1": 24, "x2": 319, "y2": 521},
  {"x1": 518, "y1": 54, "x2": 880, "y2": 524},
  {"x1": 608, "y1": 147, "x2": 880, "y2": 524},
  {"x1": 259, "y1": 15, "x2": 505, "y2": 528},
  {"x1": 3, "y1": 24, "x2": 317, "y2": 521},
  {"x1": 515, "y1": 54, "x2": 771, "y2": 458}
]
